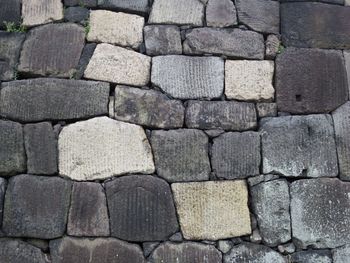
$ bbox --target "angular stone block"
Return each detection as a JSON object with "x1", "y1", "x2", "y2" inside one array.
[
  {"x1": 85, "y1": 43, "x2": 151, "y2": 86},
  {"x1": 260, "y1": 115, "x2": 338, "y2": 177},
  {"x1": 290, "y1": 250, "x2": 332, "y2": 263},
  {"x1": 276, "y1": 48, "x2": 348, "y2": 114},
  {"x1": 98, "y1": 0, "x2": 148, "y2": 14},
  {"x1": 151, "y1": 129, "x2": 210, "y2": 182},
  {"x1": 18, "y1": 23, "x2": 85, "y2": 78},
  {"x1": 3, "y1": 174, "x2": 72, "y2": 239},
  {"x1": 151, "y1": 55, "x2": 224, "y2": 99},
  {"x1": 0, "y1": 0, "x2": 21, "y2": 29},
  {"x1": 105, "y1": 175, "x2": 178, "y2": 241},
  {"x1": 206, "y1": 0, "x2": 237, "y2": 28},
  {"x1": 172, "y1": 181, "x2": 251, "y2": 240},
  {"x1": 114, "y1": 86, "x2": 184, "y2": 129},
  {"x1": 0, "y1": 78, "x2": 109, "y2": 122},
  {"x1": 59, "y1": 117, "x2": 154, "y2": 181},
  {"x1": 333, "y1": 244, "x2": 350, "y2": 263}
]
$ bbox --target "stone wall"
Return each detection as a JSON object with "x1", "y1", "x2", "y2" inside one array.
[{"x1": 0, "y1": 0, "x2": 350, "y2": 262}]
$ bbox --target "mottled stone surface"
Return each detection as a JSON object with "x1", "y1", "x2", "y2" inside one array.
[
  {"x1": 172, "y1": 181, "x2": 251, "y2": 240},
  {"x1": 3, "y1": 174, "x2": 72, "y2": 239},
  {"x1": 260, "y1": 115, "x2": 338, "y2": 177},
  {"x1": 59, "y1": 117, "x2": 154, "y2": 181},
  {"x1": 105, "y1": 175, "x2": 178, "y2": 241},
  {"x1": 98, "y1": 0, "x2": 148, "y2": 14},
  {"x1": 0, "y1": 0, "x2": 21, "y2": 29},
  {"x1": 290, "y1": 250, "x2": 332, "y2": 263},
  {"x1": 333, "y1": 244, "x2": 350, "y2": 263},
  {"x1": 151, "y1": 129, "x2": 210, "y2": 182},
  {"x1": 151, "y1": 55, "x2": 224, "y2": 99},
  {"x1": 206, "y1": 0, "x2": 237, "y2": 28},
  {"x1": 265, "y1": 34, "x2": 280, "y2": 60}
]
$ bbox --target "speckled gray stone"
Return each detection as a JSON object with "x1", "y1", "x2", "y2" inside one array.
[{"x1": 206, "y1": 0, "x2": 237, "y2": 28}]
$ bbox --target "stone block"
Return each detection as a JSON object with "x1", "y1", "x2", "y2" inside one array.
[
  {"x1": 206, "y1": 0, "x2": 237, "y2": 28},
  {"x1": 0, "y1": 0, "x2": 21, "y2": 29}
]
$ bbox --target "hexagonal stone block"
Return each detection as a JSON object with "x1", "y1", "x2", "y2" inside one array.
[
  {"x1": 105, "y1": 175, "x2": 179, "y2": 242},
  {"x1": 0, "y1": 0, "x2": 21, "y2": 29},
  {"x1": 3, "y1": 174, "x2": 72, "y2": 239},
  {"x1": 206, "y1": 0, "x2": 237, "y2": 28},
  {"x1": 172, "y1": 181, "x2": 251, "y2": 240},
  {"x1": 0, "y1": 78, "x2": 109, "y2": 122},
  {"x1": 151, "y1": 55, "x2": 224, "y2": 99},
  {"x1": 18, "y1": 23, "x2": 85, "y2": 78},
  {"x1": 276, "y1": 48, "x2": 348, "y2": 114},
  {"x1": 291, "y1": 178, "x2": 350, "y2": 248},
  {"x1": 260, "y1": 115, "x2": 338, "y2": 177},
  {"x1": 333, "y1": 244, "x2": 350, "y2": 263},
  {"x1": 290, "y1": 250, "x2": 332, "y2": 263},
  {"x1": 98, "y1": 0, "x2": 148, "y2": 14},
  {"x1": 59, "y1": 117, "x2": 154, "y2": 181}
]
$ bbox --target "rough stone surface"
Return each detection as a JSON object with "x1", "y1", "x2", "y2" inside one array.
[
  {"x1": 105, "y1": 175, "x2": 178, "y2": 241},
  {"x1": 64, "y1": 7, "x2": 89, "y2": 24},
  {"x1": 185, "y1": 101, "x2": 257, "y2": 131},
  {"x1": 18, "y1": 23, "x2": 85, "y2": 78},
  {"x1": 151, "y1": 55, "x2": 224, "y2": 99},
  {"x1": 260, "y1": 115, "x2": 338, "y2": 177},
  {"x1": 151, "y1": 129, "x2": 210, "y2": 182},
  {"x1": 345, "y1": 51, "x2": 350, "y2": 99},
  {"x1": 290, "y1": 178, "x2": 350, "y2": 249},
  {"x1": 68, "y1": 182, "x2": 110, "y2": 236},
  {"x1": 75, "y1": 43, "x2": 96, "y2": 79},
  {"x1": 290, "y1": 250, "x2": 332, "y2": 263},
  {"x1": 265, "y1": 34, "x2": 280, "y2": 60},
  {"x1": 0, "y1": 78, "x2": 109, "y2": 122},
  {"x1": 333, "y1": 244, "x2": 350, "y2": 263},
  {"x1": 172, "y1": 181, "x2": 251, "y2": 240},
  {"x1": 113, "y1": 86, "x2": 184, "y2": 129},
  {"x1": 3, "y1": 174, "x2": 72, "y2": 239},
  {"x1": 0, "y1": 178, "x2": 6, "y2": 227},
  {"x1": 0, "y1": 0, "x2": 21, "y2": 29},
  {"x1": 59, "y1": 117, "x2": 155, "y2": 181},
  {"x1": 248, "y1": 174, "x2": 280, "y2": 187},
  {"x1": 98, "y1": 0, "x2": 148, "y2": 14},
  {"x1": 183, "y1": 28, "x2": 265, "y2": 60},
  {"x1": 85, "y1": 43, "x2": 151, "y2": 86},
  {"x1": 206, "y1": 0, "x2": 237, "y2": 28},
  {"x1": 256, "y1": 103, "x2": 277, "y2": 118},
  {"x1": 225, "y1": 60, "x2": 274, "y2": 102},
  {"x1": 276, "y1": 48, "x2": 348, "y2": 114}
]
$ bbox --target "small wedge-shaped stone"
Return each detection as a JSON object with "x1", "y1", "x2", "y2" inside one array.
[
  {"x1": 260, "y1": 115, "x2": 338, "y2": 177},
  {"x1": 98, "y1": 0, "x2": 148, "y2": 14},
  {"x1": 206, "y1": 0, "x2": 237, "y2": 28},
  {"x1": 291, "y1": 178, "x2": 350, "y2": 248},
  {"x1": 50, "y1": 237, "x2": 145, "y2": 263},
  {"x1": 0, "y1": 0, "x2": 21, "y2": 29},
  {"x1": 85, "y1": 43, "x2": 151, "y2": 86},
  {"x1": 172, "y1": 181, "x2": 251, "y2": 240},
  {"x1": 0, "y1": 78, "x2": 109, "y2": 122},
  {"x1": 59, "y1": 117, "x2": 154, "y2": 181},
  {"x1": 105, "y1": 175, "x2": 179, "y2": 241},
  {"x1": 152, "y1": 55, "x2": 224, "y2": 99},
  {"x1": 87, "y1": 10, "x2": 144, "y2": 49}
]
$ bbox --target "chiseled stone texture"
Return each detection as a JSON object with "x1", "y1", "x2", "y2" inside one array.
[
  {"x1": 260, "y1": 115, "x2": 338, "y2": 177},
  {"x1": 114, "y1": 86, "x2": 184, "y2": 129},
  {"x1": 206, "y1": 0, "x2": 237, "y2": 28},
  {"x1": 149, "y1": 0, "x2": 204, "y2": 26},
  {"x1": 68, "y1": 182, "x2": 110, "y2": 237},
  {"x1": 0, "y1": 0, "x2": 21, "y2": 29},
  {"x1": 105, "y1": 175, "x2": 179, "y2": 242},
  {"x1": 151, "y1": 55, "x2": 224, "y2": 99},
  {"x1": 225, "y1": 60, "x2": 274, "y2": 102},
  {"x1": 98, "y1": 0, "x2": 149, "y2": 14},
  {"x1": 151, "y1": 129, "x2": 210, "y2": 182},
  {"x1": 276, "y1": 48, "x2": 348, "y2": 114},
  {"x1": 59, "y1": 117, "x2": 155, "y2": 181},
  {"x1": 333, "y1": 244, "x2": 350, "y2": 263},
  {"x1": 18, "y1": 23, "x2": 85, "y2": 78},
  {"x1": 85, "y1": 43, "x2": 151, "y2": 86},
  {"x1": 50, "y1": 236, "x2": 145, "y2": 263},
  {"x1": 290, "y1": 250, "x2": 332, "y2": 263},
  {"x1": 290, "y1": 178, "x2": 350, "y2": 249},
  {"x1": 149, "y1": 242, "x2": 222, "y2": 263},
  {"x1": 87, "y1": 10, "x2": 144, "y2": 49},
  {"x1": 3, "y1": 174, "x2": 72, "y2": 239},
  {"x1": 183, "y1": 28, "x2": 265, "y2": 60},
  {"x1": 172, "y1": 181, "x2": 251, "y2": 240},
  {"x1": 0, "y1": 178, "x2": 6, "y2": 227},
  {"x1": 0, "y1": 78, "x2": 109, "y2": 122}
]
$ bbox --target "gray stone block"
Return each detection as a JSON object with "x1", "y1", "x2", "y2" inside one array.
[
  {"x1": 64, "y1": 0, "x2": 97, "y2": 7},
  {"x1": 206, "y1": 0, "x2": 237, "y2": 28},
  {"x1": 0, "y1": 178, "x2": 6, "y2": 228},
  {"x1": 256, "y1": 103, "x2": 277, "y2": 118},
  {"x1": 75, "y1": 43, "x2": 96, "y2": 79},
  {"x1": 98, "y1": 0, "x2": 148, "y2": 14},
  {"x1": 265, "y1": 34, "x2": 280, "y2": 60},
  {"x1": 0, "y1": 0, "x2": 21, "y2": 29},
  {"x1": 64, "y1": 6, "x2": 90, "y2": 24},
  {"x1": 333, "y1": 244, "x2": 350, "y2": 263},
  {"x1": 290, "y1": 250, "x2": 332, "y2": 263}
]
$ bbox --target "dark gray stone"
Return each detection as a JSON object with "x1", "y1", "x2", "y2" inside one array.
[
  {"x1": 183, "y1": 28, "x2": 265, "y2": 60},
  {"x1": 290, "y1": 250, "x2": 332, "y2": 263},
  {"x1": 18, "y1": 23, "x2": 85, "y2": 78},
  {"x1": 0, "y1": 178, "x2": 6, "y2": 228},
  {"x1": 26, "y1": 239, "x2": 49, "y2": 253},
  {"x1": 0, "y1": 0, "x2": 22, "y2": 29},
  {"x1": 3, "y1": 174, "x2": 72, "y2": 239},
  {"x1": 247, "y1": 174, "x2": 279, "y2": 187},
  {"x1": 186, "y1": 100, "x2": 257, "y2": 131},
  {"x1": 0, "y1": 120, "x2": 26, "y2": 176},
  {"x1": 98, "y1": 0, "x2": 148, "y2": 14},
  {"x1": 24, "y1": 122, "x2": 58, "y2": 175},
  {"x1": 68, "y1": 182, "x2": 110, "y2": 236},
  {"x1": 64, "y1": 0, "x2": 97, "y2": 7},
  {"x1": 211, "y1": 132, "x2": 260, "y2": 179},
  {"x1": 114, "y1": 86, "x2": 184, "y2": 129},
  {"x1": 151, "y1": 129, "x2": 211, "y2": 182},
  {"x1": 206, "y1": 0, "x2": 237, "y2": 28},
  {"x1": 345, "y1": 51, "x2": 350, "y2": 95},
  {"x1": 0, "y1": 78, "x2": 109, "y2": 122},
  {"x1": 281, "y1": 2, "x2": 350, "y2": 49},
  {"x1": 281, "y1": 0, "x2": 343, "y2": 4},
  {"x1": 105, "y1": 175, "x2": 178, "y2": 242},
  {"x1": 260, "y1": 115, "x2": 338, "y2": 177},
  {"x1": 64, "y1": 7, "x2": 89, "y2": 24},
  {"x1": 256, "y1": 103, "x2": 277, "y2": 118},
  {"x1": 291, "y1": 178, "x2": 350, "y2": 249},
  {"x1": 142, "y1": 242, "x2": 160, "y2": 257},
  {"x1": 75, "y1": 43, "x2": 96, "y2": 79},
  {"x1": 333, "y1": 244, "x2": 350, "y2": 263},
  {"x1": 265, "y1": 35, "x2": 280, "y2": 60},
  {"x1": 276, "y1": 48, "x2": 348, "y2": 114}
]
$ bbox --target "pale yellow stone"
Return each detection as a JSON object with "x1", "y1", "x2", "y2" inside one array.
[{"x1": 172, "y1": 180, "x2": 251, "y2": 240}]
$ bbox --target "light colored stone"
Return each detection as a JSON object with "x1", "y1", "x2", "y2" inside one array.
[
  {"x1": 225, "y1": 60, "x2": 274, "y2": 102},
  {"x1": 346, "y1": 0, "x2": 350, "y2": 5},
  {"x1": 58, "y1": 117, "x2": 155, "y2": 181},
  {"x1": 84, "y1": 43, "x2": 151, "y2": 86},
  {"x1": 87, "y1": 10, "x2": 144, "y2": 49},
  {"x1": 172, "y1": 181, "x2": 251, "y2": 240}
]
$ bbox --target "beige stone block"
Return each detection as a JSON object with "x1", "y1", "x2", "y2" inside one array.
[{"x1": 22, "y1": 0, "x2": 63, "y2": 27}]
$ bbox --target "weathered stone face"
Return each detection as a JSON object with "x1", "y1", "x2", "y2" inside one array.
[
  {"x1": 290, "y1": 250, "x2": 332, "y2": 263},
  {"x1": 0, "y1": 0, "x2": 21, "y2": 29},
  {"x1": 98, "y1": 0, "x2": 149, "y2": 14},
  {"x1": 333, "y1": 244, "x2": 350, "y2": 263},
  {"x1": 206, "y1": 0, "x2": 237, "y2": 28},
  {"x1": 105, "y1": 175, "x2": 179, "y2": 241}
]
